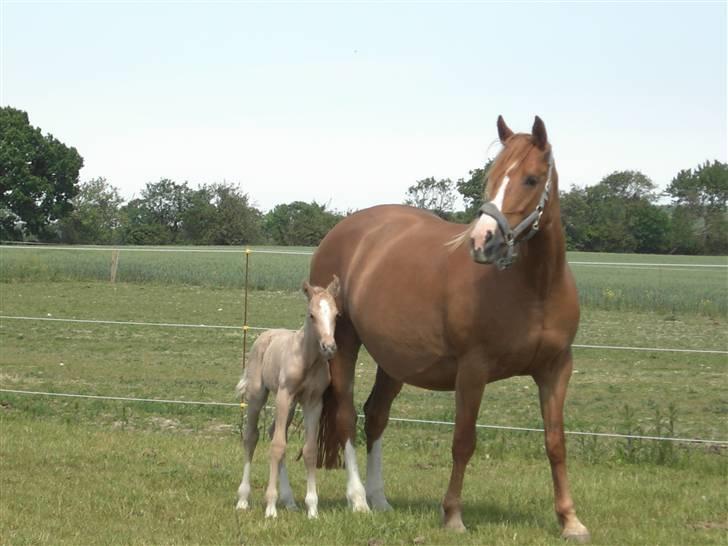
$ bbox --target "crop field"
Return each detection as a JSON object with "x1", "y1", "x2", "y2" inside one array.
[{"x1": 1, "y1": 246, "x2": 727, "y2": 545}]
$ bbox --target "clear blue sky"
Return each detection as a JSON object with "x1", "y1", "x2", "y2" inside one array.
[{"x1": 2, "y1": 1, "x2": 726, "y2": 212}]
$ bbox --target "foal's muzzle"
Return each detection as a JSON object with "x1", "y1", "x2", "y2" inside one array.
[{"x1": 319, "y1": 341, "x2": 337, "y2": 360}]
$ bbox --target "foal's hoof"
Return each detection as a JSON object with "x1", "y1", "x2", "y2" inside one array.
[
  {"x1": 235, "y1": 499, "x2": 249, "y2": 511},
  {"x1": 265, "y1": 505, "x2": 278, "y2": 519}
]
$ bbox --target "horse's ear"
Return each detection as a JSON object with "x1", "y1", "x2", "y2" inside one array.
[
  {"x1": 497, "y1": 115, "x2": 513, "y2": 144},
  {"x1": 326, "y1": 275, "x2": 340, "y2": 299},
  {"x1": 302, "y1": 280, "x2": 313, "y2": 300},
  {"x1": 532, "y1": 115, "x2": 548, "y2": 150}
]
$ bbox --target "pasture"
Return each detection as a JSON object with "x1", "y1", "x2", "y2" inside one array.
[{"x1": 0, "y1": 246, "x2": 727, "y2": 545}]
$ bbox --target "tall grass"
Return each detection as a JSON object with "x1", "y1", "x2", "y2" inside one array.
[{"x1": 1, "y1": 246, "x2": 726, "y2": 315}]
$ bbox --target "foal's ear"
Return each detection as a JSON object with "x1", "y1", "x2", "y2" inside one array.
[
  {"x1": 497, "y1": 115, "x2": 514, "y2": 144},
  {"x1": 326, "y1": 275, "x2": 340, "y2": 298},
  {"x1": 532, "y1": 115, "x2": 548, "y2": 150},
  {"x1": 302, "y1": 280, "x2": 313, "y2": 300}
]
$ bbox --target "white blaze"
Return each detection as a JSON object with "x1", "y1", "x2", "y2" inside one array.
[
  {"x1": 471, "y1": 161, "x2": 518, "y2": 250},
  {"x1": 318, "y1": 299, "x2": 333, "y2": 337}
]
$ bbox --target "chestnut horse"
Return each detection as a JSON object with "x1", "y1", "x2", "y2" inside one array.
[{"x1": 309, "y1": 116, "x2": 590, "y2": 541}]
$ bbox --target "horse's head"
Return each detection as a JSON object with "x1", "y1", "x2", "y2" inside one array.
[
  {"x1": 302, "y1": 275, "x2": 340, "y2": 359},
  {"x1": 469, "y1": 115, "x2": 556, "y2": 269}
]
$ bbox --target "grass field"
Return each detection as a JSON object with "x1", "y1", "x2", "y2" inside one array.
[
  {"x1": 1, "y1": 247, "x2": 727, "y2": 544},
  {"x1": 1, "y1": 246, "x2": 726, "y2": 315}
]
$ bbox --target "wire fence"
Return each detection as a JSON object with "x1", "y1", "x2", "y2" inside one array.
[
  {"x1": 1, "y1": 315, "x2": 726, "y2": 355},
  {"x1": 1, "y1": 244, "x2": 727, "y2": 446},
  {"x1": 2, "y1": 242, "x2": 727, "y2": 269},
  {"x1": 1, "y1": 388, "x2": 725, "y2": 446}
]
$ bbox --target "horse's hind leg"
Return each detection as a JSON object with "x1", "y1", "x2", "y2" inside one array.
[
  {"x1": 534, "y1": 350, "x2": 590, "y2": 543},
  {"x1": 320, "y1": 319, "x2": 369, "y2": 512},
  {"x1": 236, "y1": 385, "x2": 268, "y2": 510},
  {"x1": 363, "y1": 365, "x2": 402, "y2": 511},
  {"x1": 267, "y1": 403, "x2": 298, "y2": 510}
]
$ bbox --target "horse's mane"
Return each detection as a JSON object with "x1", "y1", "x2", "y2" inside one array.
[{"x1": 447, "y1": 134, "x2": 537, "y2": 251}]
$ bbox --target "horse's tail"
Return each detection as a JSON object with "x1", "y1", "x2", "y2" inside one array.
[{"x1": 317, "y1": 384, "x2": 343, "y2": 469}]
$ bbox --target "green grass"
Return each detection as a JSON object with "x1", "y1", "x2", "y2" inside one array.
[
  {"x1": 1, "y1": 411, "x2": 726, "y2": 545},
  {"x1": 1, "y1": 246, "x2": 726, "y2": 315},
  {"x1": 1, "y1": 257, "x2": 727, "y2": 544}
]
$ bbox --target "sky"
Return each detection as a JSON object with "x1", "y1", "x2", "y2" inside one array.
[{"x1": 2, "y1": 1, "x2": 726, "y2": 213}]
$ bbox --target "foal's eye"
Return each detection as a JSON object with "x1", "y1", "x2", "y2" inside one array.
[
  {"x1": 524, "y1": 176, "x2": 539, "y2": 187},
  {"x1": 309, "y1": 313, "x2": 314, "y2": 319}
]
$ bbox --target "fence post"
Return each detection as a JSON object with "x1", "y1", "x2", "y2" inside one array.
[
  {"x1": 239, "y1": 248, "x2": 251, "y2": 435},
  {"x1": 110, "y1": 249, "x2": 120, "y2": 283}
]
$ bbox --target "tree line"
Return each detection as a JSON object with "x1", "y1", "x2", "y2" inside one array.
[{"x1": 2, "y1": 106, "x2": 726, "y2": 253}]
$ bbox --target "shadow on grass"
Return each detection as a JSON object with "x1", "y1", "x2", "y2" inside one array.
[{"x1": 308, "y1": 495, "x2": 547, "y2": 530}]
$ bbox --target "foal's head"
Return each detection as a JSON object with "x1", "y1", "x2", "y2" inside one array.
[
  {"x1": 302, "y1": 275, "x2": 340, "y2": 359},
  {"x1": 468, "y1": 115, "x2": 556, "y2": 268}
]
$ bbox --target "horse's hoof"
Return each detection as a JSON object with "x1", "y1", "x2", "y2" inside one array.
[
  {"x1": 441, "y1": 507, "x2": 467, "y2": 532},
  {"x1": 367, "y1": 494, "x2": 393, "y2": 511},
  {"x1": 307, "y1": 509, "x2": 319, "y2": 519},
  {"x1": 348, "y1": 491, "x2": 371, "y2": 513},
  {"x1": 443, "y1": 519, "x2": 467, "y2": 533},
  {"x1": 283, "y1": 501, "x2": 299, "y2": 512},
  {"x1": 562, "y1": 531, "x2": 591, "y2": 544},
  {"x1": 265, "y1": 505, "x2": 278, "y2": 519},
  {"x1": 235, "y1": 499, "x2": 249, "y2": 511}
]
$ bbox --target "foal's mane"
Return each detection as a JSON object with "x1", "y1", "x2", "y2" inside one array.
[{"x1": 447, "y1": 134, "x2": 538, "y2": 251}]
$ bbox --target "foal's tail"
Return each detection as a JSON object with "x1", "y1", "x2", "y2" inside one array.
[{"x1": 235, "y1": 376, "x2": 248, "y2": 400}]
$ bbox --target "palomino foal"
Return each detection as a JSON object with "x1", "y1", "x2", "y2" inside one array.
[{"x1": 235, "y1": 276, "x2": 339, "y2": 519}]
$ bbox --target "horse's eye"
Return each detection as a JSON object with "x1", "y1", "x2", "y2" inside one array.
[
  {"x1": 524, "y1": 176, "x2": 539, "y2": 187},
  {"x1": 309, "y1": 313, "x2": 314, "y2": 319}
]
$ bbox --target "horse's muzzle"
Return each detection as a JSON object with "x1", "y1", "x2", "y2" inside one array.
[{"x1": 470, "y1": 228, "x2": 507, "y2": 265}]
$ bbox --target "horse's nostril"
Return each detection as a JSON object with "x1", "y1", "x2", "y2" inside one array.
[{"x1": 485, "y1": 230, "x2": 494, "y2": 243}]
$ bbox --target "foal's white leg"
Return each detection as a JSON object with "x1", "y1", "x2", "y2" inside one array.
[
  {"x1": 365, "y1": 438, "x2": 392, "y2": 511},
  {"x1": 265, "y1": 388, "x2": 294, "y2": 518},
  {"x1": 236, "y1": 389, "x2": 267, "y2": 510},
  {"x1": 344, "y1": 440, "x2": 370, "y2": 512},
  {"x1": 301, "y1": 400, "x2": 324, "y2": 518}
]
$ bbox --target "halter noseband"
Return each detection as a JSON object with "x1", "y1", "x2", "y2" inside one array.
[{"x1": 477, "y1": 157, "x2": 554, "y2": 270}]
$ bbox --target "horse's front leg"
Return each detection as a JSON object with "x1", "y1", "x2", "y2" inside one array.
[
  {"x1": 325, "y1": 321, "x2": 369, "y2": 512},
  {"x1": 363, "y1": 365, "x2": 403, "y2": 511},
  {"x1": 301, "y1": 398, "x2": 324, "y2": 518},
  {"x1": 442, "y1": 365, "x2": 487, "y2": 532},
  {"x1": 265, "y1": 387, "x2": 294, "y2": 518},
  {"x1": 534, "y1": 349, "x2": 590, "y2": 543}
]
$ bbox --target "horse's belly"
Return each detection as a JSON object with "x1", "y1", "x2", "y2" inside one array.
[{"x1": 362, "y1": 336, "x2": 457, "y2": 390}]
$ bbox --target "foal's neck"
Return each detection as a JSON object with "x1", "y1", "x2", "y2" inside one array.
[{"x1": 300, "y1": 320, "x2": 324, "y2": 368}]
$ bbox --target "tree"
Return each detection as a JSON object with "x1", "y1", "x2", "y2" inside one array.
[
  {"x1": 404, "y1": 177, "x2": 456, "y2": 219},
  {"x1": 264, "y1": 201, "x2": 342, "y2": 246},
  {"x1": 666, "y1": 160, "x2": 728, "y2": 254},
  {"x1": 59, "y1": 177, "x2": 123, "y2": 244},
  {"x1": 559, "y1": 170, "x2": 669, "y2": 253},
  {"x1": 456, "y1": 159, "x2": 493, "y2": 220},
  {"x1": 182, "y1": 183, "x2": 263, "y2": 245},
  {"x1": 0, "y1": 107, "x2": 83, "y2": 240}
]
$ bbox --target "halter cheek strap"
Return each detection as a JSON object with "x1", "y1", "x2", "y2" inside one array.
[{"x1": 477, "y1": 158, "x2": 554, "y2": 270}]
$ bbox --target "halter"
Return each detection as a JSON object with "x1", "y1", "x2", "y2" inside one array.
[{"x1": 477, "y1": 156, "x2": 554, "y2": 270}]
